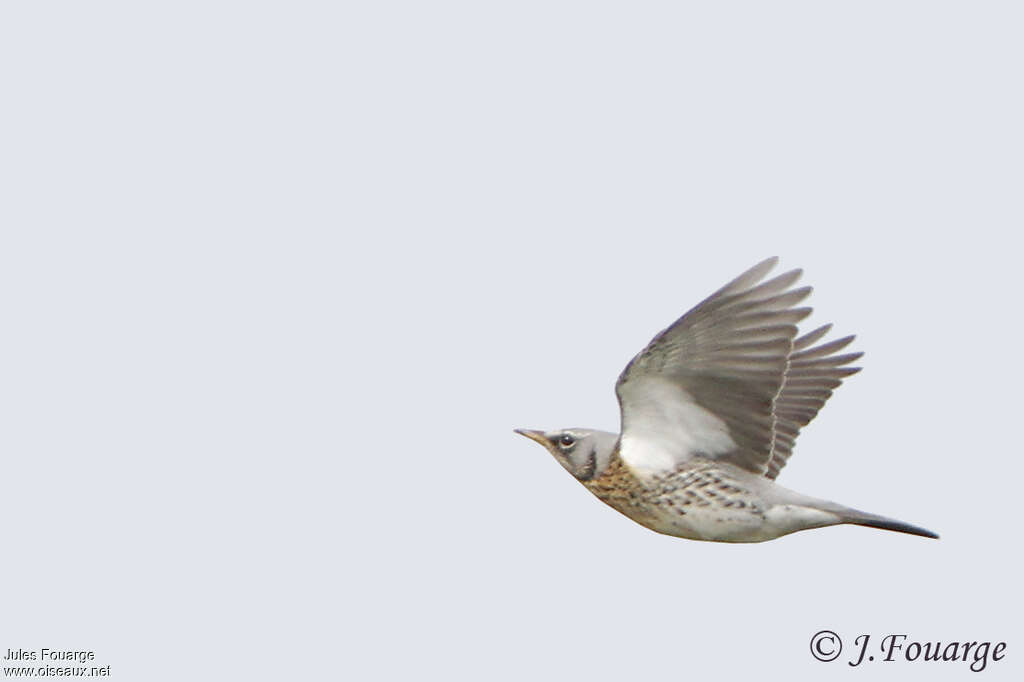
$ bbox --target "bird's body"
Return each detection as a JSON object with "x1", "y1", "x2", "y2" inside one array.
[
  {"x1": 516, "y1": 258, "x2": 937, "y2": 543},
  {"x1": 581, "y1": 448, "x2": 932, "y2": 542},
  {"x1": 584, "y1": 453, "x2": 827, "y2": 543}
]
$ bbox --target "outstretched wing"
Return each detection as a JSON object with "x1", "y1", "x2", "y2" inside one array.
[
  {"x1": 765, "y1": 324, "x2": 862, "y2": 479},
  {"x1": 615, "y1": 258, "x2": 860, "y2": 478}
]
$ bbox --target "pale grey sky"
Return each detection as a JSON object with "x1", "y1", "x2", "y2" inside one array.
[{"x1": 2, "y1": 2, "x2": 1021, "y2": 680}]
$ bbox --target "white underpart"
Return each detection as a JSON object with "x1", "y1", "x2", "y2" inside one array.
[{"x1": 618, "y1": 377, "x2": 736, "y2": 475}]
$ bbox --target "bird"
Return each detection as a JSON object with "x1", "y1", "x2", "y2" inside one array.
[{"x1": 515, "y1": 257, "x2": 937, "y2": 543}]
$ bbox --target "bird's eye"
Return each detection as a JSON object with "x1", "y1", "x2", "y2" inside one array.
[{"x1": 558, "y1": 434, "x2": 575, "y2": 447}]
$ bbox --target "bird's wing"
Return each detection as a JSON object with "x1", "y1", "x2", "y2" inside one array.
[
  {"x1": 764, "y1": 325, "x2": 862, "y2": 479},
  {"x1": 615, "y1": 257, "x2": 811, "y2": 477}
]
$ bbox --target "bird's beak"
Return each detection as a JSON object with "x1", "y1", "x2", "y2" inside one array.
[{"x1": 514, "y1": 428, "x2": 548, "y2": 445}]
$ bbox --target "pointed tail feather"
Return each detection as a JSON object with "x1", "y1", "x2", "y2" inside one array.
[{"x1": 840, "y1": 509, "x2": 939, "y2": 539}]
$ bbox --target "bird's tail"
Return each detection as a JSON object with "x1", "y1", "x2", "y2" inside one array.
[{"x1": 836, "y1": 507, "x2": 939, "y2": 539}]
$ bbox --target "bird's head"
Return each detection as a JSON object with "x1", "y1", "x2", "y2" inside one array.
[{"x1": 514, "y1": 427, "x2": 618, "y2": 481}]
